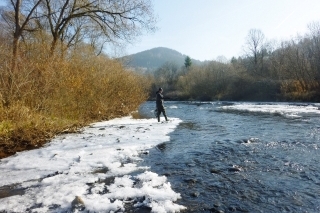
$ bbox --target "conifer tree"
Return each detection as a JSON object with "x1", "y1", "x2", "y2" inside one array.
[{"x1": 184, "y1": 56, "x2": 192, "y2": 68}]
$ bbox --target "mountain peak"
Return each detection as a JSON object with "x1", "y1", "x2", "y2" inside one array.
[{"x1": 121, "y1": 47, "x2": 201, "y2": 70}]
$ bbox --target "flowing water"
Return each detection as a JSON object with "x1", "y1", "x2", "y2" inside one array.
[{"x1": 138, "y1": 101, "x2": 320, "y2": 213}]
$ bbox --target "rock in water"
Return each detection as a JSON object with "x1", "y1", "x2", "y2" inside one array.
[
  {"x1": 191, "y1": 192, "x2": 200, "y2": 197},
  {"x1": 71, "y1": 196, "x2": 85, "y2": 211}
]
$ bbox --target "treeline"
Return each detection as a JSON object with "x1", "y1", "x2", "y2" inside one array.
[
  {"x1": 0, "y1": 0, "x2": 155, "y2": 158},
  {"x1": 151, "y1": 26, "x2": 320, "y2": 102}
]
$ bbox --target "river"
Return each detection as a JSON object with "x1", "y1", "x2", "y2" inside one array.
[{"x1": 138, "y1": 101, "x2": 320, "y2": 213}]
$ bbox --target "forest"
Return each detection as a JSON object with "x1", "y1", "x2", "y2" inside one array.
[{"x1": 151, "y1": 27, "x2": 320, "y2": 102}]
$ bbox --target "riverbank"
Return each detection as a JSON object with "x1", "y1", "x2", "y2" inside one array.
[
  {"x1": 0, "y1": 107, "x2": 126, "y2": 159},
  {"x1": 0, "y1": 116, "x2": 186, "y2": 212}
]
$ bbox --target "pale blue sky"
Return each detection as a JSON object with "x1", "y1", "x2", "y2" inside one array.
[
  {"x1": 1, "y1": 1, "x2": 320, "y2": 61},
  {"x1": 125, "y1": 0, "x2": 320, "y2": 61}
]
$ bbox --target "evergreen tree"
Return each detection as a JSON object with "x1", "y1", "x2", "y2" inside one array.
[{"x1": 184, "y1": 56, "x2": 192, "y2": 68}]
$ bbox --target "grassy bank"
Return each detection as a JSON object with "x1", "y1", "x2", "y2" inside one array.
[{"x1": 0, "y1": 44, "x2": 151, "y2": 159}]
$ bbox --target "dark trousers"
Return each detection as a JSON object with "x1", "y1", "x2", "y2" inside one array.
[{"x1": 157, "y1": 106, "x2": 168, "y2": 122}]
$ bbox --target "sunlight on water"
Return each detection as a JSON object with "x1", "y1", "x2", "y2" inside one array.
[{"x1": 139, "y1": 101, "x2": 320, "y2": 213}]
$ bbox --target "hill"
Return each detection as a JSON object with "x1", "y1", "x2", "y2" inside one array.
[{"x1": 120, "y1": 47, "x2": 202, "y2": 71}]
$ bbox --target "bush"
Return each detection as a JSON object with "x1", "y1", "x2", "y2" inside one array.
[{"x1": 0, "y1": 41, "x2": 151, "y2": 158}]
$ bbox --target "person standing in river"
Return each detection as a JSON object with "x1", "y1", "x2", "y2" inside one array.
[{"x1": 155, "y1": 88, "x2": 168, "y2": 122}]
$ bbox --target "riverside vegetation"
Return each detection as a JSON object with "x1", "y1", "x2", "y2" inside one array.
[
  {"x1": 149, "y1": 26, "x2": 320, "y2": 102},
  {"x1": 0, "y1": 0, "x2": 156, "y2": 158},
  {"x1": 0, "y1": 40, "x2": 151, "y2": 159}
]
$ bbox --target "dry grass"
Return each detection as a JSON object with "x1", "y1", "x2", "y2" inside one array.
[
  {"x1": 0, "y1": 41, "x2": 151, "y2": 159},
  {"x1": 0, "y1": 103, "x2": 81, "y2": 158}
]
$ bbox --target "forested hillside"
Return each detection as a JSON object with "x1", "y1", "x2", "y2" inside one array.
[
  {"x1": 145, "y1": 28, "x2": 320, "y2": 102},
  {"x1": 121, "y1": 47, "x2": 202, "y2": 70}
]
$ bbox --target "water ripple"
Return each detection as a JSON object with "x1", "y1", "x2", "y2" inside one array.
[{"x1": 138, "y1": 101, "x2": 320, "y2": 212}]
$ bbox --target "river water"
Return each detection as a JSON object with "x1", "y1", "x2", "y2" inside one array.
[{"x1": 138, "y1": 101, "x2": 320, "y2": 213}]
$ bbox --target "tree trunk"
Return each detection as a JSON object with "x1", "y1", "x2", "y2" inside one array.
[
  {"x1": 12, "y1": 0, "x2": 21, "y2": 71},
  {"x1": 7, "y1": 0, "x2": 22, "y2": 106},
  {"x1": 50, "y1": 35, "x2": 59, "y2": 56},
  {"x1": 11, "y1": 36, "x2": 19, "y2": 72}
]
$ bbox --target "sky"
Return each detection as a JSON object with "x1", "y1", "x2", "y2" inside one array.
[
  {"x1": 124, "y1": 0, "x2": 320, "y2": 61},
  {"x1": 1, "y1": 1, "x2": 320, "y2": 61},
  {"x1": 0, "y1": 116, "x2": 185, "y2": 212}
]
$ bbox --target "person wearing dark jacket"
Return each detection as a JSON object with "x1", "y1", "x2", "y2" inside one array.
[{"x1": 155, "y1": 88, "x2": 168, "y2": 122}]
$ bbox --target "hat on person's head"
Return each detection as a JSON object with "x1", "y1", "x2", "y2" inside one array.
[{"x1": 159, "y1": 88, "x2": 163, "y2": 91}]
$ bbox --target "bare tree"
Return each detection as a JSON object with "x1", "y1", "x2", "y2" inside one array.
[
  {"x1": 2, "y1": 0, "x2": 42, "y2": 71},
  {"x1": 307, "y1": 21, "x2": 320, "y2": 80},
  {"x1": 39, "y1": 0, "x2": 157, "y2": 55},
  {"x1": 216, "y1": 55, "x2": 228, "y2": 64},
  {"x1": 0, "y1": 0, "x2": 42, "y2": 106},
  {"x1": 274, "y1": 39, "x2": 314, "y2": 92},
  {"x1": 154, "y1": 62, "x2": 179, "y2": 90},
  {"x1": 244, "y1": 29, "x2": 266, "y2": 75}
]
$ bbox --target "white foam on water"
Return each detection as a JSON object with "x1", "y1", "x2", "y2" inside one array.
[
  {"x1": 219, "y1": 103, "x2": 320, "y2": 117},
  {"x1": 169, "y1": 105, "x2": 178, "y2": 109}
]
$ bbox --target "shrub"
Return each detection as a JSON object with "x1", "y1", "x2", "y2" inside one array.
[{"x1": 0, "y1": 40, "x2": 151, "y2": 158}]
